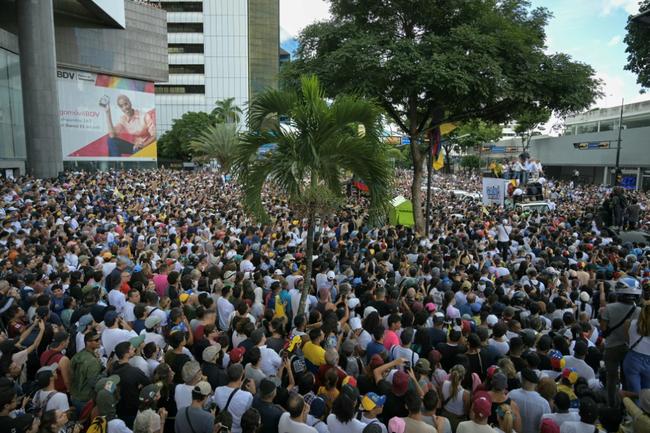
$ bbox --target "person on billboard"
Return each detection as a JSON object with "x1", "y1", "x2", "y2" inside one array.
[{"x1": 102, "y1": 94, "x2": 156, "y2": 157}]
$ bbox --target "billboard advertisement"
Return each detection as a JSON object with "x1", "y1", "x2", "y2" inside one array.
[
  {"x1": 482, "y1": 177, "x2": 509, "y2": 206},
  {"x1": 57, "y1": 67, "x2": 157, "y2": 161}
]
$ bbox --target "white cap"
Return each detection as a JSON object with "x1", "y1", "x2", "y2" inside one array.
[
  {"x1": 347, "y1": 298, "x2": 360, "y2": 309},
  {"x1": 363, "y1": 306, "x2": 378, "y2": 319},
  {"x1": 350, "y1": 317, "x2": 362, "y2": 331},
  {"x1": 580, "y1": 291, "x2": 590, "y2": 303},
  {"x1": 327, "y1": 271, "x2": 336, "y2": 280},
  {"x1": 486, "y1": 314, "x2": 498, "y2": 327}
]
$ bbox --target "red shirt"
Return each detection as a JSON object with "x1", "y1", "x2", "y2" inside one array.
[{"x1": 40, "y1": 349, "x2": 67, "y2": 392}]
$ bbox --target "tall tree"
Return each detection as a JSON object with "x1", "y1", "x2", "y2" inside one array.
[
  {"x1": 625, "y1": 0, "x2": 650, "y2": 90},
  {"x1": 233, "y1": 75, "x2": 393, "y2": 315},
  {"x1": 211, "y1": 97, "x2": 244, "y2": 124},
  {"x1": 189, "y1": 123, "x2": 241, "y2": 172},
  {"x1": 158, "y1": 111, "x2": 215, "y2": 160},
  {"x1": 283, "y1": 0, "x2": 601, "y2": 233}
]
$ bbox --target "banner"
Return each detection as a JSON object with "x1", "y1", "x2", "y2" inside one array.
[
  {"x1": 482, "y1": 177, "x2": 509, "y2": 206},
  {"x1": 57, "y1": 68, "x2": 157, "y2": 161}
]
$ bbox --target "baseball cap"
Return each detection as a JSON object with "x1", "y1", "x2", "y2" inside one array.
[
  {"x1": 491, "y1": 372, "x2": 508, "y2": 390},
  {"x1": 392, "y1": 371, "x2": 410, "y2": 396},
  {"x1": 540, "y1": 419, "x2": 560, "y2": 433},
  {"x1": 130, "y1": 335, "x2": 145, "y2": 348},
  {"x1": 95, "y1": 375, "x2": 120, "y2": 394},
  {"x1": 36, "y1": 362, "x2": 58, "y2": 377},
  {"x1": 486, "y1": 314, "x2": 498, "y2": 327},
  {"x1": 144, "y1": 315, "x2": 162, "y2": 329},
  {"x1": 388, "y1": 416, "x2": 406, "y2": 433},
  {"x1": 342, "y1": 376, "x2": 357, "y2": 388},
  {"x1": 562, "y1": 367, "x2": 579, "y2": 384},
  {"x1": 139, "y1": 383, "x2": 161, "y2": 402},
  {"x1": 361, "y1": 392, "x2": 387, "y2": 411},
  {"x1": 77, "y1": 314, "x2": 94, "y2": 332},
  {"x1": 104, "y1": 310, "x2": 118, "y2": 326},
  {"x1": 194, "y1": 381, "x2": 212, "y2": 396},
  {"x1": 425, "y1": 303, "x2": 437, "y2": 313},
  {"x1": 50, "y1": 331, "x2": 69, "y2": 346},
  {"x1": 369, "y1": 354, "x2": 384, "y2": 369},
  {"x1": 202, "y1": 344, "x2": 222, "y2": 363},
  {"x1": 179, "y1": 293, "x2": 190, "y2": 303},
  {"x1": 414, "y1": 358, "x2": 431, "y2": 374},
  {"x1": 350, "y1": 317, "x2": 362, "y2": 331},
  {"x1": 364, "y1": 306, "x2": 378, "y2": 319},
  {"x1": 230, "y1": 346, "x2": 246, "y2": 364},
  {"x1": 472, "y1": 393, "x2": 492, "y2": 418},
  {"x1": 309, "y1": 396, "x2": 327, "y2": 418},
  {"x1": 181, "y1": 361, "x2": 201, "y2": 383}
]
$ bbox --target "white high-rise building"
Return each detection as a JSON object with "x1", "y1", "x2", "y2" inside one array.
[{"x1": 156, "y1": 0, "x2": 279, "y2": 135}]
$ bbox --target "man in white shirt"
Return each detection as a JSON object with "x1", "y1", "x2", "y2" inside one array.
[
  {"x1": 123, "y1": 288, "x2": 140, "y2": 323},
  {"x1": 141, "y1": 315, "x2": 166, "y2": 349},
  {"x1": 251, "y1": 328, "x2": 282, "y2": 377},
  {"x1": 508, "y1": 369, "x2": 551, "y2": 433},
  {"x1": 101, "y1": 311, "x2": 138, "y2": 357},
  {"x1": 541, "y1": 392, "x2": 580, "y2": 426},
  {"x1": 216, "y1": 286, "x2": 235, "y2": 332},
  {"x1": 108, "y1": 286, "x2": 126, "y2": 317},
  {"x1": 563, "y1": 341, "x2": 595, "y2": 382},
  {"x1": 279, "y1": 393, "x2": 318, "y2": 433},
  {"x1": 214, "y1": 364, "x2": 255, "y2": 433},
  {"x1": 388, "y1": 327, "x2": 419, "y2": 367}
]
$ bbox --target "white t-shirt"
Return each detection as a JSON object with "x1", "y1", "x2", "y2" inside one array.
[
  {"x1": 102, "y1": 327, "x2": 138, "y2": 356},
  {"x1": 456, "y1": 421, "x2": 496, "y2": 433},
  {"x1": 560, "y1": 421, "x2": 605, "y2": 433},
  {"x1": 175, "y1": 383, "x2": 194, "y2": 409},
  {"x1": 259, "y1": 345, "x2": 282, "y2": 377},
  {"x1": 214, "y1": 386, "x2": 254, "y2": 433},
  {"x1": 123, "y1": 301, "x2": 137, "y2": 322},
  {"x1": 389, "y1": 345, "x2": 419, "y2": 366},
  {"x1": 307, "y1": 415, "x2": 330, "y2": 433},
  {"x1": 508, "y1": 389, "x2": 551, "y2": 433},
  {"x1": 279, "y1": 412, "x2": 318, "y2": 433},
  {"x1": 108, "y1": 289, "x2": 127, "y2": 316},
  {"x1": 563, "y1": 356, "x2": 595, "y2": 382},
  {"x1": 33, "y1": 390, "x2": 70, "y2": 412},
  {"x1": 541, "y1": 412, "x2": 580, "y2": 425},
  {"x1": 129, "y1": 355, "x2": 150, "y2": 377},
  {"x1": 326, "y1": 414, "x2": 366, "y2": 433},
  {"x1": 108, "y1": 419, "x2": 133, "y2": 433},
  {"x1": 356, "y1": 330, "x2": 372, "y2": 351},
  {"x1": 145, "y1": 306, "x2": 167, "y2": 327},
  {"x1": 141, "y1": 330, "x2": 166, "y2": 350}
]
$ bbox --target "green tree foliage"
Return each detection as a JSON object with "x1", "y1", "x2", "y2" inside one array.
[
  {"x1": 189, "y1": 123, "x2": 241, "y2": 172},
  {"x1": 158, "y1": 112, "x2": 216, "y2": 160},
  {"x1": 282, "y1": 0, "x2": 602, "y2": 232},
  {"x1": 451, "y1": 120, "x2": 503, "y2": 152},
  {"x1": 624, "y1": 0, "x2": 650, "y2": 91},
  {"x1": 233, "y1": 75, "x2": 393, "y2": 314},
  {"x1": 514, "y1": 108, "x2": 551, "y2": 149},
  {"x1": 211, "y1": 97, "x2": 244, "y2": 124},
  {"x1": 460, "y1": 155, "x2": 481, "y2": 170}
]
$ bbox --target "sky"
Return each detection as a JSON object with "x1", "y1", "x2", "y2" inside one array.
[{"x1": 279, "y1": 0, "x2": 648, "y2": 110}]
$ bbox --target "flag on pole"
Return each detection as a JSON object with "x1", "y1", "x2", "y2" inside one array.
[{"x1": 433, "y1": 151, "x2": 444, "y2": 171}]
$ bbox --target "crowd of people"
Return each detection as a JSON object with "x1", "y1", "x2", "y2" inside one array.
[{"x1": 0, "y1": 168, "x2": 649, "y2": 433}]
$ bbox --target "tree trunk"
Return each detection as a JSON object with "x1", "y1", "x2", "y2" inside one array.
[
  {"x1": 410, "y1": 139, "x2": 425, "y2": 234},
  {"x1": 296, "y1": 211, "x2": 315, "y2": 318}
]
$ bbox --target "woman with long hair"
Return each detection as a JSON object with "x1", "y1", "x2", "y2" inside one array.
[
  {"x1": 493, "y1": 404, "x2": 515, "y2": 433},
  {"x1": 440, "y1": 364, "x2": 469, "y2": 432},
  {"x1": 623, "y1": 300, "x2": 650, "y2": 394}
]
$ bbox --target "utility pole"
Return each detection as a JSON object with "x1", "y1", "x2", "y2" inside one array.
[{"x1": 614, "y1": 98, "x2": 624, "y2": 185}]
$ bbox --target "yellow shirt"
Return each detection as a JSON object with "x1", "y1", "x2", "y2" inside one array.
[{"x1": 303, "y1": 341, "x2": 326, "y2": 366}]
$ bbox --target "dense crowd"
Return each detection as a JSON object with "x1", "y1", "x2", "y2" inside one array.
[{"x1": 0, "y1": 169, "x2": 650, "y2": 433}]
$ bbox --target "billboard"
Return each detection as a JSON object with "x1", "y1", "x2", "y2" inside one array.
[
  {"x1": 482, "y1": 177, "x2": 509, "y2": 206},
  {"x1": 57, "y1": 68, "x2": 157, "y2": 161}
]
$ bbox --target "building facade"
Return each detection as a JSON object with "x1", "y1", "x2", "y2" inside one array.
[
  {"x1": 156, "y1": 0, "x2": 280, "y2": 135},
  {"x1": 529, "y1": 101, "x2": 650, "y2": 189},
  {"x1": 0, "y1": 0, "x2": 168, "y2": 177}
]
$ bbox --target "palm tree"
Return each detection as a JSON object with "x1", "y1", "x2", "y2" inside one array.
[
  {"x1": 189, "y1": 123, "x2": 240, "y2": 172},
  {"x1": 211, "y1": 97, "x2": 243, "y2": 124},
  {"x1": 233, "y1": 75, "x2": 393, "y2": 315}
]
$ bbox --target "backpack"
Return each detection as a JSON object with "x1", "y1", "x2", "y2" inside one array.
[
  {"x1": 85, "y1": 416, "x2": 107, "y2": 433},
  {"x1": 26, "y1": 390, "x2": 57, "y2": 417}
]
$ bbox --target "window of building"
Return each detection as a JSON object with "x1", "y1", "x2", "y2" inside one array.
[
  {"x1": 599, "y1": 119, "x2": 619, "y2": 132},
  {"x1": 168, "y1": 44, "x2": 204, "y2": 54},
  {"x1": 155, "y1": 85, "x2": 205, "y2": 94},
  {"x1": 167, "y1": 23, "x2": 203, "y2": 33},
  {"x1": 168, "y1": 64, "x2": 205, "y2": 74},
  {"x1": 575, "y1": 122, "x2": 598, "y2": 135},
  {"x1": 159, "y1": 2, "x2": 203, "y2": 12},
  {"x1": 624, "y1": 114, "x2": 650, "y2": 130}
]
